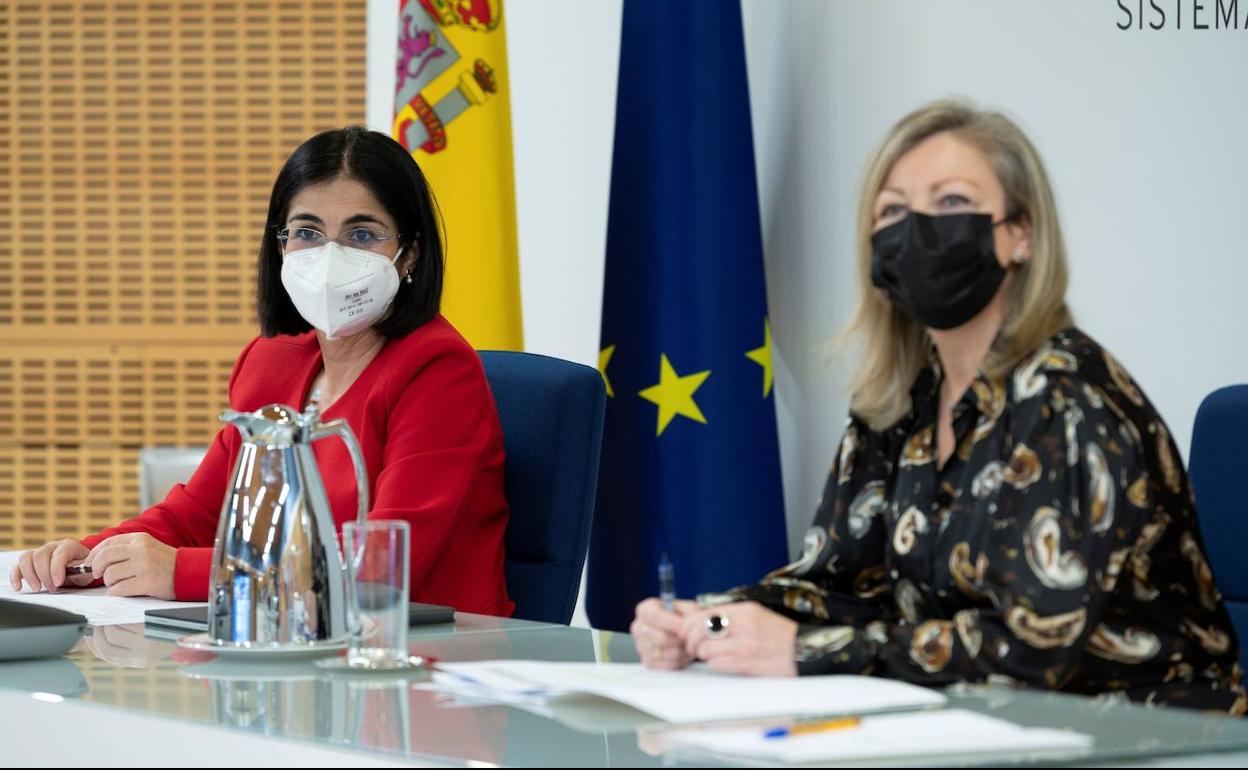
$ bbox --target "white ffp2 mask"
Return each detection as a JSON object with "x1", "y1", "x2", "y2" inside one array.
[{"x1": 280, "y1": 242, "x2": 403, "y2": 339}]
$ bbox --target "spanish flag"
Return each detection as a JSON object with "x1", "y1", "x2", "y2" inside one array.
[{"x1": 393, "y1": 0, "x2": 522, "y2": 350}]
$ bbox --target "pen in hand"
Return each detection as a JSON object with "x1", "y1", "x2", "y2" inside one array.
[
  {"x1": 659, "y1": 552, "x2": 675, "y2": 612},
  {"x1": 65, "y1": 563, "x2": 93, "y2": 577},
  {"x1": 658, "y1": 551, "x2": 678, "y2": 611}
]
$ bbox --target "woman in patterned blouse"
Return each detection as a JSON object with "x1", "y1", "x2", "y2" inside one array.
[{"x1": 630, "y1": 100, "x2": 1245, "y2": 713}]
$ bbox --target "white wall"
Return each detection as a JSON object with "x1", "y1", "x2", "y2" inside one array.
[
  {"x1": 505, "y1": 3, "x2": 620, "y2": 365},
  {"x1": 372, "y1": 0, "x2": 1248, "y2": 561},
  {"x1": 741, "y1": 0, "x2": 1248, "y2": 552}
]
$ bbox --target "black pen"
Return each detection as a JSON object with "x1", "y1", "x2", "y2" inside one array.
[{"x1": 65, "y1": 563, "x2": 93, "y2": 576}]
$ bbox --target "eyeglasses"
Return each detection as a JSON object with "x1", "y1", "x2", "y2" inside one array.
[{"x1": 276, "y1": 226, "x2": 401, "y2": 254}]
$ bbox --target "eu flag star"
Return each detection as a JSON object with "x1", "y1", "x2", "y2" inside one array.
[
  {"x1": 599, "y1": 345, "x2": 616, "y2": 398},
  {"x1": 745, "y1": 318, "x2": 774, "y2": 397},
  {"x1": 638, "y1": 353, "x2": 711, "y2": 436}
]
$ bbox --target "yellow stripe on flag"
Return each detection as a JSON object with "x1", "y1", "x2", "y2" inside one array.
[{"x1": 393, "y1": 0, "x2": 522, "y2": 350}]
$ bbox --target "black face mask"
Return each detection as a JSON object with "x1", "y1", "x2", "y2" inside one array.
[{"x1": 870, "y1": 212, "x2": 1011, "y2": 330}]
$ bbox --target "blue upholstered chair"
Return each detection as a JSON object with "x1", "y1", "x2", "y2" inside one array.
[
  {"x1": 1188, "y1": 384, "x2": 1248, "y2": 667},
  {"x1": 479, "y1": 351, "x2": 606, "y2": 625}
]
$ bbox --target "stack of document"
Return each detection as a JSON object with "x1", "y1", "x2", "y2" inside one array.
[
  {"x1": 427, "y1": 660, "x2": 946, "y2": 724},
  {"x1": 425, "y1": 660, "x2": 1092, "y2": 763},
  {"x1": 660, "y1": 709, "x2": 1092, "y2": 763}
]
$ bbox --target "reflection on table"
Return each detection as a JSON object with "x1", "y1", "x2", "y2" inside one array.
[{"x1": 0, "y1": 613, "x2": 1245, "y2": 767}]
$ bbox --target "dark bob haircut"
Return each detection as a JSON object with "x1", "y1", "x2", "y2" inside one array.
[{"x1": 256, "y1": 126, "x2": 444, "y2": 338}]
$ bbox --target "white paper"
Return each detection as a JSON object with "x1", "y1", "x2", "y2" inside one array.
[
  {"x1": 664, "y1": 708, "x2": 1092, "y2": 762},
  {"x1": 0, "y1": 549, "x2": 205, "y2": 626},
  {"x1": 430, "y1": 660, "x2": 946, "y2": 724}
]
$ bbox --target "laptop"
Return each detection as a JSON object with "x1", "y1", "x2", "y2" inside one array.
[{"x1": 145, "y1": 602, "x2": 455, "y2": 633}]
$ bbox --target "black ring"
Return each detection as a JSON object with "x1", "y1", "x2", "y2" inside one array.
[{"x1": 706, "y1": 614, "x2": 729, "y2": 639}]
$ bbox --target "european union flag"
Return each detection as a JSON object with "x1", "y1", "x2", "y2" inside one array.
[{"x1": 586, "y1": 0, "x2": 789, "y2": 632}]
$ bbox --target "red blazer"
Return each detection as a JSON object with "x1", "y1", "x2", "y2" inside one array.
[{"x1": 81, "y1": 315, "x2": 515, "y2": 616}]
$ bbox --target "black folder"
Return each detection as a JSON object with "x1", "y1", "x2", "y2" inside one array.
[{"x1": 145, "y1": 602, "x2": 455, "y2": 632}]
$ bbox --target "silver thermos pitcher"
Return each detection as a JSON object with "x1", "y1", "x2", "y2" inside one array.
[{"x1": 209, "y1": 403, "x2": 368, "y2": 647}]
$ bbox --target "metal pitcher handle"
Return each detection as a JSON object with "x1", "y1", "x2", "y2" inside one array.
[
  {"x1": 311, "y1": 418, "x2": 369, "y2": 642},
  {"x1": 311, "y1": 418, "x2": 369, "y2": 529}
]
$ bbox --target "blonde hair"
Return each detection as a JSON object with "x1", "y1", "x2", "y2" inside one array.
[{"x1": 845, "y1": 99, "x2": 1073, "y2": 430}]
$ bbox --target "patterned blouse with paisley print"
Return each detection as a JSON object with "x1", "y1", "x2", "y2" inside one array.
[{"x1": 702, "y1": 328, "x2": 1245, "y2": 713}]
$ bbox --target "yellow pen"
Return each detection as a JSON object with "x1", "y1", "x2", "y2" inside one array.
[{"x1": 762, "y1": 716, "x2": 861, "y2": 739}]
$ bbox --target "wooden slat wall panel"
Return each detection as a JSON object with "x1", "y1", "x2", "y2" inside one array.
[
  {"x1": 0, "y1": 345, "x2": 239, "y2": 446},
  {"x1": 0, "y1": 445, "x2": 138, "y2": 547},
  {"x1": 0, "y1": 0, "x2": 366, "y2": 549}
]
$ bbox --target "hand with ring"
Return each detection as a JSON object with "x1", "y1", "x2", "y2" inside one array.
[{"x1": 679, "y1": 601, "x2": 799, "y2": 676}]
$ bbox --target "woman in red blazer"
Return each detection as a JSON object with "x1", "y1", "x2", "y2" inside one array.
[{"x1": 11, "y1": 127, "x2": 515, "y2": 617}]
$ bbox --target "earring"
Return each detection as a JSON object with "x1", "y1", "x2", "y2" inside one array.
[
  {"x1": 1012, "y1": 248, "x2": 1028, "y2": 264},
  {"x1": 404, "y1": 273, "x2": 413, "y2": 284}
]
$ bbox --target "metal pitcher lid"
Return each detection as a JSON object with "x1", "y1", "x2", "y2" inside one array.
[{"x1": 219, "y1": 403, "x2": 325, "y2": 444}]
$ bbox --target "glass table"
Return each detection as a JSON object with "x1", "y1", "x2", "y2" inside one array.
[{"x1": 1, "y1": 613, "x2": 1247, "y2": 767}]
